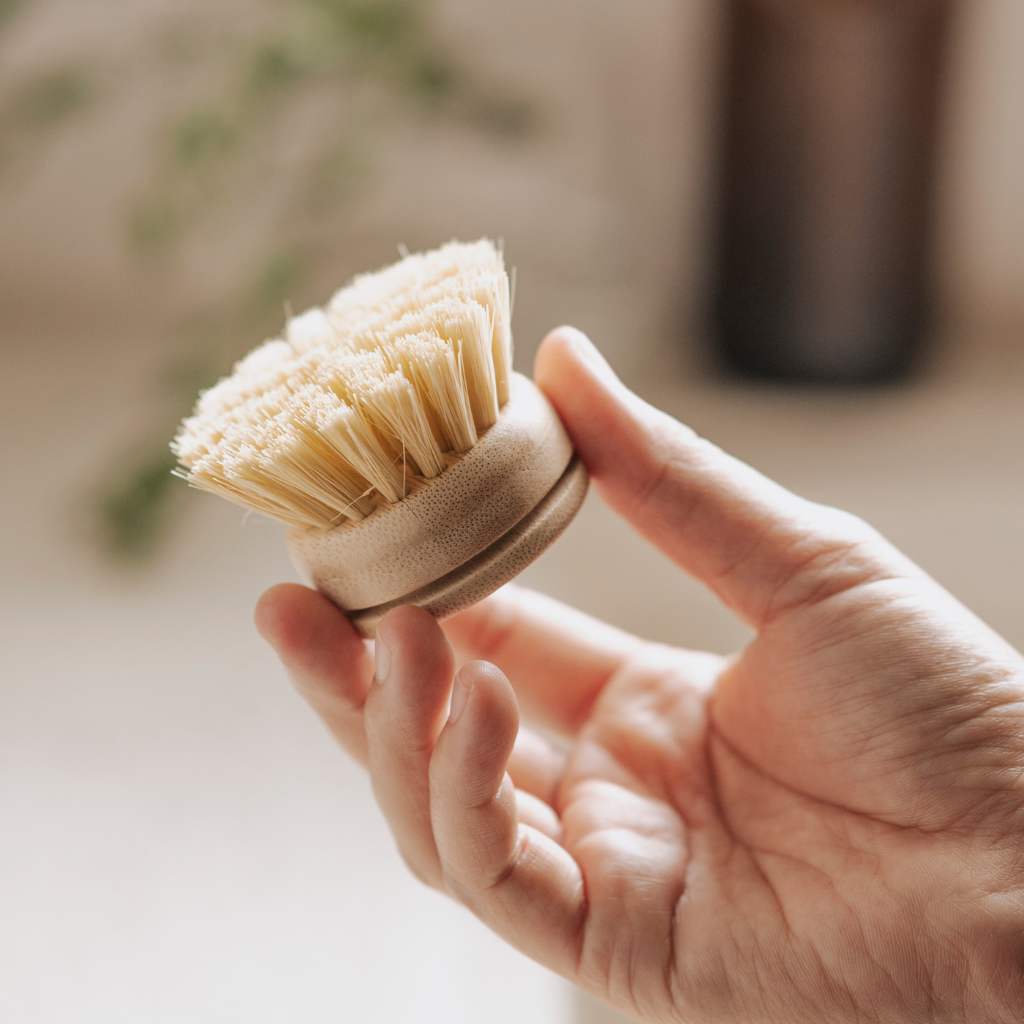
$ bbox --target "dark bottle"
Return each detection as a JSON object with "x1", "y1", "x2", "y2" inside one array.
[{"x1": 709, "y1": 0, "x2": 954, "y2": 383}]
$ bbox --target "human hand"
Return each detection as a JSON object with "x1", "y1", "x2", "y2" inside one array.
[{"x1": 255, "y1": 327, "x2": 1024, "y2": 1023}]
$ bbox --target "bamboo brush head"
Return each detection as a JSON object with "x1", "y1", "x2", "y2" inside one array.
[{"x1": 172, "y1": 240, "x2": 587, "y2": 635}]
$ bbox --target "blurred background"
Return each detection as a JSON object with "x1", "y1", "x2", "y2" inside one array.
[{"x1": 2, "y1": 1, "x2": 1022, "y2": 1021}]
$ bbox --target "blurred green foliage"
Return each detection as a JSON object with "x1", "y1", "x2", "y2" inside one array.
[
  {"x1": 173, "y1": 108, "x2": 238, "y2": 166},
  {"x1": 467, "y1": 92, "x2": 537, "y2": 139},
  {"x1": 409, "y1": 52, "x2": 458, "y2": 100},
  {"x1": 127, "y1": 196, "x2": 182, "y2": 252},
  {"x1": 1, "y1": 0, "x2": 537, "y2": 558},
  {"x1": 9, "y1": 66, "x2": 94, "y2": 130},
  {"x1": 0, "y1": 63, "x2": 95, "y2": 172},
  {"x1": 0, "y1": 0, "x2": 24, "y2": 28},
  {"x1": 246, "y1": 38, "x2": 312, "y2": 95},
  {"x1": 322, "y1": 0, "x2": 420, "y2": 50},
  {"x1": 125, "y1": 0, "x2": 535, "y2": 267},
  {"x1": 251, "y1": 248, "x2": 307, "y2": 318},
  {"x1": 98, "y1": 449, "x2": 180, "y2": 560},
  {"x1": 301, "y1": 139, "x2": 366, "y2": 214}
]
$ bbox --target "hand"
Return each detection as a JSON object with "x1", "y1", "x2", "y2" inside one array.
[{"x1": 255, "y1": 327, "x2": 1024, "y2": 1024}]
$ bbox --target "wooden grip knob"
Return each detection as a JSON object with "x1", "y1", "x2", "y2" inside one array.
[{"x1": 287, "y1": 374, "x2": 587, "y2": 635}]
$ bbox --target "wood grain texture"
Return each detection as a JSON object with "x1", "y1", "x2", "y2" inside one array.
[
  {"x1": 287, "y1": 374, "x2": 585, "y2": 631},
  {"x1": 348, "y1": 456, "x2": 588, "y2": 637}
]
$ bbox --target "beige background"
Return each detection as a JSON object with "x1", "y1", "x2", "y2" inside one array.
[{"x1": 2, "y1": 2, "x2": 1022, "y2": 1022}]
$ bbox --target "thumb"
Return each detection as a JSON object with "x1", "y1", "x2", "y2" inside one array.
[{"x1": 534, "y1": 326, "x2": 905, "y2": 627}]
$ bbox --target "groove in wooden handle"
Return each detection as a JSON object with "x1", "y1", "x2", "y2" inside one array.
[{"x1": 349, "y1": 456, "x2": 588, "y2": 636}]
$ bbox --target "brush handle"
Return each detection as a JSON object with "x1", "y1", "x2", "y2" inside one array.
[
  {"x1": 287, "y1": 374, "x2": 587, "y2": 636},
  {"x1": 347, "y1": 455, "x2": 587, "y2": 637}
]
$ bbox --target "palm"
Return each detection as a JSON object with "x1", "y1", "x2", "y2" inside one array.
[{"x1": 552, "y1": 581, "x2": 1024, "y2": 1023}]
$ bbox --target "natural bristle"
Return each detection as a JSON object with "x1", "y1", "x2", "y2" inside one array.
[{"x1": 171, "y1": 239, "x2": 513, "y2": 530}]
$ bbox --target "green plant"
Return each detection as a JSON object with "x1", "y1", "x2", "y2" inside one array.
[
  {"x1": 1, "y1": 0, "x2": 539, "y2": 558},
  {"x1": 0, "y1": 0, "x2": 24, "y2": 28},
  {"x1": 11, "y1": 66, "x2": 94, "y2": 128}
]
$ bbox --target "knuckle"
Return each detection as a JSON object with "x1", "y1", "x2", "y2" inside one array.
[
  {"x1": 760, "y1": 505, "x2": 894, "y2": 623},
  {"x1": 397, "y1": 845, "x2": 440, "y2": 890},
  {"x1": 815, "y1": 505, "x2": 882, "y2": 548},
  {"x1": 634, "y1": 443, "x2": 701, "y2": 526},
  {"x1": 439, "y1": 866, "x2": 472, "y2": 905},
  {"x1": 458, "y1": 597, "x2": 517, "y2": 667}
]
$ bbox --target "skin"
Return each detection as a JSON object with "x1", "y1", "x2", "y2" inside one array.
[{"x1": 255, "y1": 327, "x2": 1024, "y2": 1023}]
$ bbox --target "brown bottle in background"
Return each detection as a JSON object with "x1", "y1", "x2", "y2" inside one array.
[{"x1": 709, "y1": 0, "x2": 954, "y2": 383}]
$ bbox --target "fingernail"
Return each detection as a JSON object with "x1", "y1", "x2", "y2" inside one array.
[
  {"x1": 563, "y1": 327, "x2": 619, "y2": 386},
  {"x1": 449, "y1": 673, "x2": 473, "y2": 724},
  {"x1": 374, "y1": 633, "x2": 391, "y2": 684}
]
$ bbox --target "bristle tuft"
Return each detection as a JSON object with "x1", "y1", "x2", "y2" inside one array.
[{"x1": 172, "y1": 239, "x2": 513, "y2": 530}]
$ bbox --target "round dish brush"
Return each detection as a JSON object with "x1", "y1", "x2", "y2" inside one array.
[{"x1": 171, "y1": 239, "x2": 588, "y2": 636}]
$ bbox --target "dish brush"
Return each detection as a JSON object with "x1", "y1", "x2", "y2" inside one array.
[{"x1": 171, "y1": 239, "x2": 588, "y2": 636}]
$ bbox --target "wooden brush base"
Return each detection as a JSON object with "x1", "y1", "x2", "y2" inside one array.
[{"x1": 287, "y1": 374, "x2": 588, "y2": 637}]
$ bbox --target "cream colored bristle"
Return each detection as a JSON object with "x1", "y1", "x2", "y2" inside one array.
[
  {"x1": 172, "y1": 239, "x2": 513, "y2": 530},
  {"x1": 359, "y1": 371, "x2": 446, "y2": 480},
  {"x1": 286, "y1": 308, "x2": 337, "y2": 353},
  {"x1": 392, "y1": 333, "x2": 477, "y2": 453}
]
